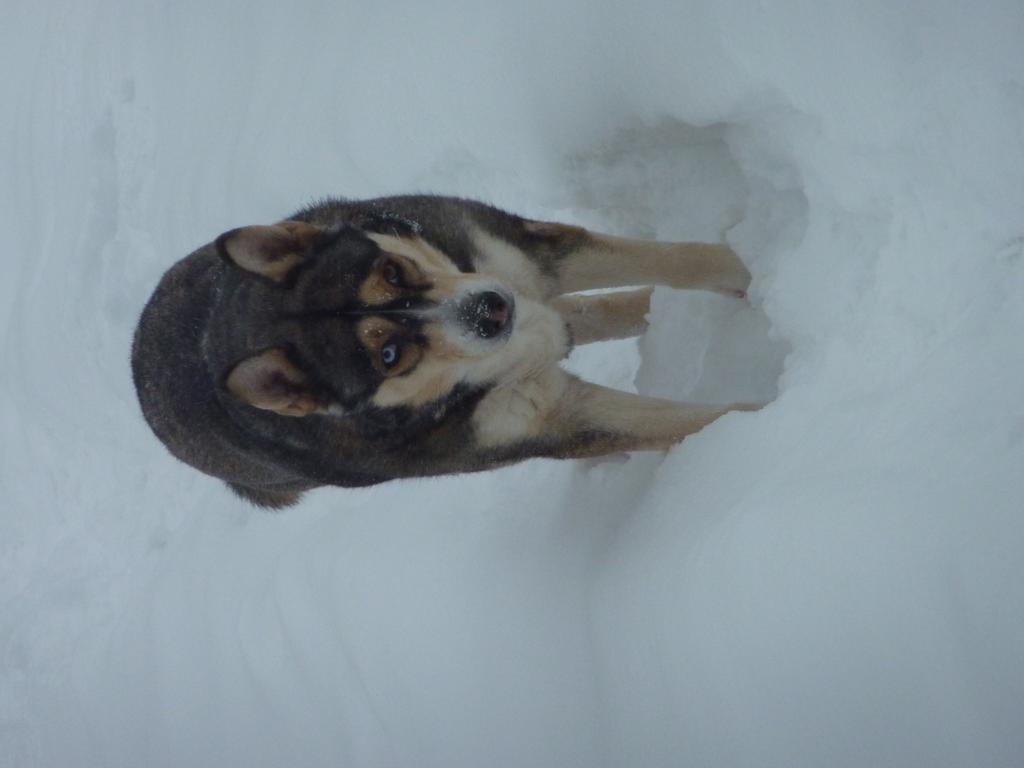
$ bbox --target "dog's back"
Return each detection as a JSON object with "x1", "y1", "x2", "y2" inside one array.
[{"x1": 132, "y1": 247, "x2": 319, "y2": 507}]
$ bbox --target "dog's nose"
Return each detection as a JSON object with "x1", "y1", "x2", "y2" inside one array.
[{"x1": 465, "y1": 290, "x2": 514, "y2": 339}]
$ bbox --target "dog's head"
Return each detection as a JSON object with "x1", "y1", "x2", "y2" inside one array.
[{"x1": 213, "y1": 221, "x2": 567, "y2": 424}]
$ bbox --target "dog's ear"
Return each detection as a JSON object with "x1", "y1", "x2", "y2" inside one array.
[
  {"x1": 216, "y1": 221, "x2": 324, "y2": 283},
  {"x1": 225, "y1": 349, "x2": 325, "y2": 417}
]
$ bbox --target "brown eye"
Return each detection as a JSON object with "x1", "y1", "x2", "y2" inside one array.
[{"x1": 381, "y1": 261, "x2": 401, "y2": 286}]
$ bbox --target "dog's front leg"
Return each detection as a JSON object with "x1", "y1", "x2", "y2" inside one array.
[
  {"x1": 473, "y1": 369, "x2": 755, "y2": 459},
  {"x1": 527, "y1": 221, "x2": 750, "y2": 297},
  {"x1": 550, "y1": 288, "x2": 653, "y2": 344},
  {"x1": 540, "y1": 377, "x2": 757, "y2": 457}
]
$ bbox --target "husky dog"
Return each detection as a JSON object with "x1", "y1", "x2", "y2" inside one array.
[{"x1": 132, "y1": 196, "x2": 754, "y2": 507}]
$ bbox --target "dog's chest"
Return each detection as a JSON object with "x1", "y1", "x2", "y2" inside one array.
[
  {"x1": 471, "y1": 367, "x2": 569, "y2": 448},
  {"x1": 470, "y1": 227, "x2": 549, "y2": 298}
]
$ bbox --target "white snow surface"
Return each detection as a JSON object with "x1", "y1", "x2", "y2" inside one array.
[{"x1": 3, "y1": 1, "x2": 1024, "y2": 766}]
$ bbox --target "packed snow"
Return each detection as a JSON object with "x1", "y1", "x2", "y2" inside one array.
[{"x1": 3, "y1": 1, "x2": 1023, "y2": 766}]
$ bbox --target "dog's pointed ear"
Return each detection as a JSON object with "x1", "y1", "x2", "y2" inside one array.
[
  {"x1": 225, "y1": 349, "x2": 326, "y2": 417},
  {"x1": 216, "y1": 221, "x2": 325, "y2": 283}
]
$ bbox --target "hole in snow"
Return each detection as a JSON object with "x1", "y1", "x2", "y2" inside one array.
[{"x1": 559, "y1": 117, "x2": 799, "y2": 405}]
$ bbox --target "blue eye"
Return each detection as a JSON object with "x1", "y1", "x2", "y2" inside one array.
[{"x1": 381, "y1": 343, "x2": 399, "y2": 367}]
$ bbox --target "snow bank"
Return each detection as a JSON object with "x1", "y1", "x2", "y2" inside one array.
[{"x1": 3, "y1": 1, "x2": 1023, "y2": 766}]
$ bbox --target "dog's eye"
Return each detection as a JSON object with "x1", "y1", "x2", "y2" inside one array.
[
  {"x1": 380, "y1": 342, "x2": 400, "y2": 368},
  {"x1": 381, "y1": 261, "x2": 402, "y2": 286}
]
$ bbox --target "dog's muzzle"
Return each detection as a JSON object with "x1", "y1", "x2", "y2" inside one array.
[{"x1": 460, "y1": 290, "x2": 515, "y2": 339}]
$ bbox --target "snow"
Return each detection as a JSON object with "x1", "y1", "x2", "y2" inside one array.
[{"x1": 3, "y1": 1, "x2": 1024, "y2": 766}]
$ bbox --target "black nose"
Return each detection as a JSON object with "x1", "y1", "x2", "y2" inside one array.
[{"x1": 465, "y1": 291, "x2": 514, "y2": 339}]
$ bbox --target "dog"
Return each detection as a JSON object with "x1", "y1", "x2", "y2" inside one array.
[{"x1": 132, "y1": 195, "x2": 754, "y2": 508}]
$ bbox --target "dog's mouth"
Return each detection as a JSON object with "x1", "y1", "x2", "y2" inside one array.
[{"x1": 460, "y1": 289, "x2": 515, "y2": 340}]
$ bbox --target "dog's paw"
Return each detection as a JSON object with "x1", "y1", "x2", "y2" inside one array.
[{"x1": 706, "y1": 245, "x2": 752, "y2": 299}]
